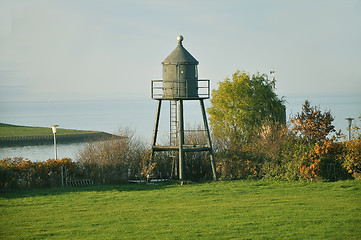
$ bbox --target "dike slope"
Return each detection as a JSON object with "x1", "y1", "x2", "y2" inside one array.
[{"x1": 0, "y1": 123, "x2": 118, "y2": 146}]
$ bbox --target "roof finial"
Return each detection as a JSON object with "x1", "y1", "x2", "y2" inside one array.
[{"x1": 177, "y1": 35, "x2": 184, "y2": 45}]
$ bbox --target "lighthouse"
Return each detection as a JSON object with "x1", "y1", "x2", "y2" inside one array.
[{"x1": 150, "y1": 35, "x2": 217, "y2": 181}]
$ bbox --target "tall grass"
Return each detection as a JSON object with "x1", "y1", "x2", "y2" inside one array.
[{"x1": 1, "y1": 180, "x2": 360, "y2": 239}]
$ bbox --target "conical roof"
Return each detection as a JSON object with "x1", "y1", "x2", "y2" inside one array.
[{"x1": 162, "y1": 35, "x2": 199, "y2": 65}]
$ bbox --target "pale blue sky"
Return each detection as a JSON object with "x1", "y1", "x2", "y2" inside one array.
[{"x1": 1, "y1": 0, "x2": 361, "y2": 134}]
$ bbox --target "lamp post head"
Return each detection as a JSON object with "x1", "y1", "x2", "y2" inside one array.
[
  {"x1": 345, "y1": 118, "x2": 354, "y2": 128},
  {"x1": 50, "y1": 125, "x2": 59, "y2": 134}
]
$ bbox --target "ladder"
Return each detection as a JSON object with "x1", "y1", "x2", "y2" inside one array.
[
  {"x1": 169, "y1": 100, "x2": 178, "y2": 178},
  {"x1": 169, "y1": 100, "x2": 178, "y2": 146}
]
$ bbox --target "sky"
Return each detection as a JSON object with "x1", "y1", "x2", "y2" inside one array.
[{"x1": 1, "y1": 0, "x2": 361, "y2": 136}]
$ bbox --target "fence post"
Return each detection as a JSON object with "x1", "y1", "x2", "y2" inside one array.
[
  {"x1": 65, "y1": 166, "x2": 68, "y2": 187},
  {"x1": 61, "y1": 166, "x2": 64, "y2": 187}
]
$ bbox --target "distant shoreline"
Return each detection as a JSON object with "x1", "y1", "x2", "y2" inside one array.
[{"x1": 0, "y1": 123, "x2": 119, "y2": 147}]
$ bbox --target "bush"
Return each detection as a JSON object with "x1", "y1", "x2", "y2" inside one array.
[
  {"x1": 77, "y1": 128, "x2": 149, "y2": 184},
  {"x1": 216, "y1": 144, "x2": 261, "y2": 180},
  {"x1": 342, "y1": 138, "x2": 361, "y2": 180},
  {"x1": 215, "y1": 121, "x2": 299, "y2": 181},
  {"x1": 252, "y1": 122, "x2": 293, "y2": 180},
  {"x1": 0, "y1": 157, "x2": 76, "y2": 191}
]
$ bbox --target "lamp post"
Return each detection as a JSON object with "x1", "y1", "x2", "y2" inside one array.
[
  {"x1": 50, "y1": 125, "x2": 58, "y2": 160},
  {"x1": 270, "y1": 70, "x2": 275, "y2": 90},
  {"x1": 51, "y1": 124, "x2": 64, "y2": 187},
  {"x1": 345, "y1": 118, "x2": 354, "y2": 141}
]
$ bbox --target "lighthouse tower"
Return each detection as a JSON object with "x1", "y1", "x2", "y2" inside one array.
[{"x1": 150, "y1": 35, "x2": 217, "y2": 181}]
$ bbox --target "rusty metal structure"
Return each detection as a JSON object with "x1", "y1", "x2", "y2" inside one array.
[{"x1": 150, "y1": 35, "x2": 217, "y2": 181}]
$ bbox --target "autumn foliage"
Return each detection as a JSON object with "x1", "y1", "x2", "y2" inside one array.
[
  {"x1": 0, "y1": 157, "x2": 75, "y2": 190},
  {"x1": 342, "y1": 138, "x2": 361, "y2": 180},
  {"x1": 209, "y1": 71, "x2": 360, "y2": 182},
  {"x1": 290, "y1": 100, "x2": 337, "y2": 142}
]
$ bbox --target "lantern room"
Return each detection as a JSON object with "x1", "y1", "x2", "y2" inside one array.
[{"x1": 151, "y1": 35, "x2": 209, "y2": 100}]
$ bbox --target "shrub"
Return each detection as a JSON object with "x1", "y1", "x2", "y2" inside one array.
[
  {"x1": 77, "y1": 128, "x2": 148, "y2": 184},
  {"x1": 278, "y1": 139, "x2": 309, "y2": 181},
  {"x1": 298, "y1": 140, "x2": 350, "y2": 181},
  {"x1": 215, "y1": 121, "x2": 303, "y2": 181},
  {"x1": 216, "y1": 144, "x2": 261, "y2": 180},
  {"x1": 252, "y1": 122, "x2": 291, "y2": 180},
  {"x1": 342, "y1": 138, "x2": 361, "y2": 180},
  {"x1": 0, "y1": 157, "x2": 76, "y2": 191}
]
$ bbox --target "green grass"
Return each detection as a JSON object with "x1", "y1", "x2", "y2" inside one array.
[
  {"x1": 1, "y1": 180, "x2": 360, "y2": 239},
  {"x1": 0, "y1": 123, "x2": 96, "y2": 137}
]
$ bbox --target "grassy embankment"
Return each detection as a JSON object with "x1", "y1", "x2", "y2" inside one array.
[
  {"x1": 0, "y1": 123, "x2": 115, "y2": 146},
  {"x1": 1, "y1": 180, "x2": 360, "y2": 239}
]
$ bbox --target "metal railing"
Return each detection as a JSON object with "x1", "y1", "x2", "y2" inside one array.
[{"x1": 151, "y1": 79, "x2": 210, "y2": 99}]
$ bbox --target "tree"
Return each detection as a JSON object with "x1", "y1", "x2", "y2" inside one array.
[
  {"x1": 207, "y1": 70, "x2": 286, "y2": 146},
  {"x1": 290, "y1": 100, "x2": 336, "y2": 142}
]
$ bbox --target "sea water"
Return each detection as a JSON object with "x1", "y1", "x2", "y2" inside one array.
[{"x1": 0, "y1": 142, "x2": 88, "y2": 162}]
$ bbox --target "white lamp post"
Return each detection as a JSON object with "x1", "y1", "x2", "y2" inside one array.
[
  {"x1": 345, "y1": 118, "x2": 354, "y2": 141},
  {"x1": 50, "y1": 125, "x2": 59, "y2": 160},
  {"x1": 270, "y1": 70, "x2": 275, "y2": 90},
  {"x1": 51, "y1": 124, "x2": 65, "y2": 187}
]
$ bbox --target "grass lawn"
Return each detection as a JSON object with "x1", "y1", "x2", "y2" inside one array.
[
  {"x1": 0, "y1": 123, "x2": 96, "y2": 138},
  {"x1": 1, "y1": 180, "x2": 360, "y2": 239}
]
